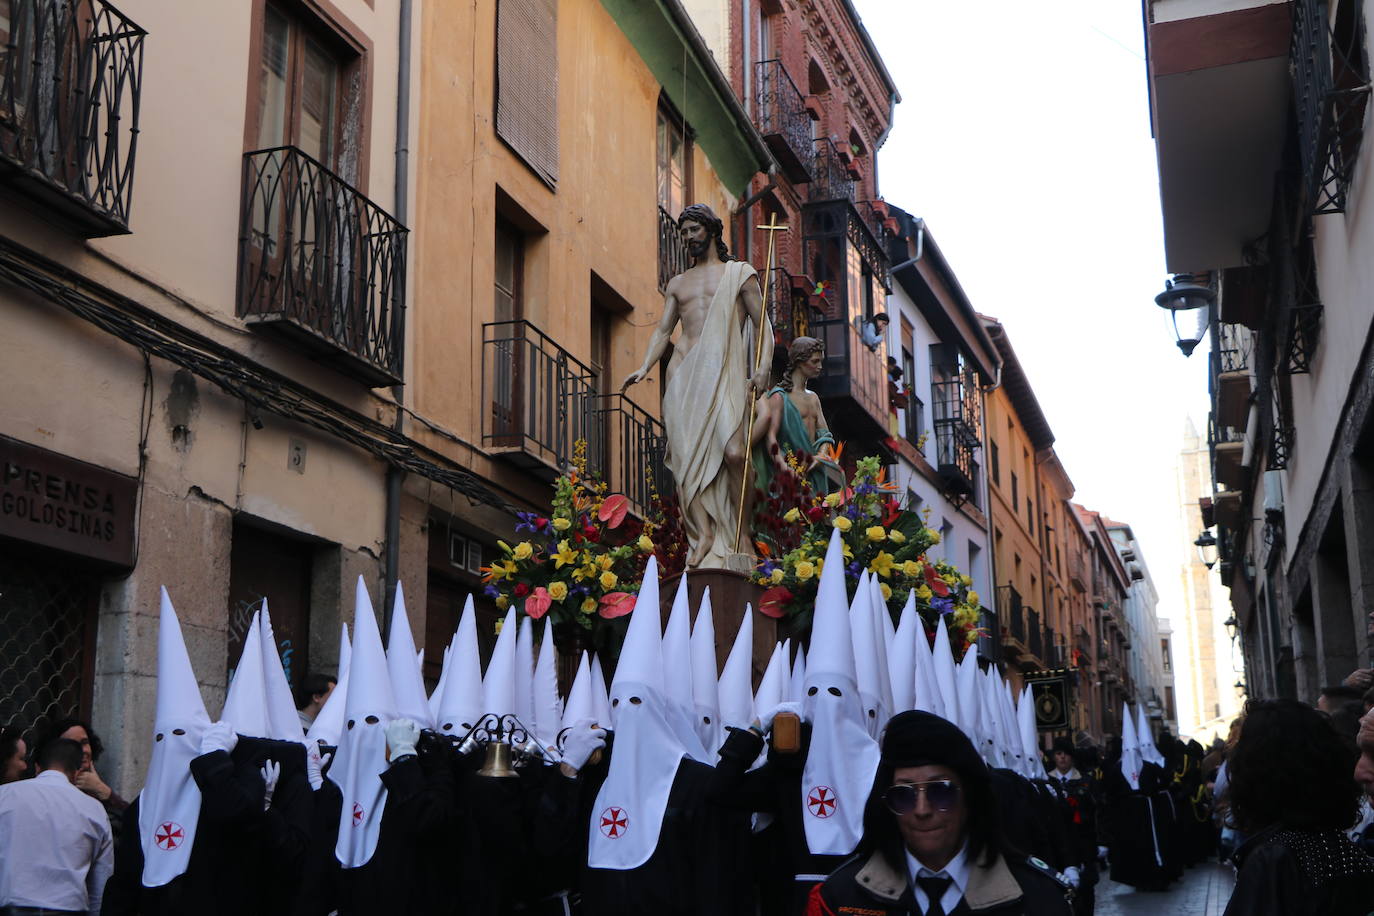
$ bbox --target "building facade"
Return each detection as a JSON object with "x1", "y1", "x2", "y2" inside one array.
[
  {"x1": 1105, "y1": 520, "x2": 1178, "y2": 737},
  {"x1": 1143, "y1": 0, "x2": 1374, "y2": 700}
]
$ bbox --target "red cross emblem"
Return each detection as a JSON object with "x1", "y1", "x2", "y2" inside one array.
[
  {"x1": 153, "y1": 821, "x2": 184, "y2": 850},
  {"x1": 807, "y1": 785, "x2": 837, "y2": 818},
  {"x1": 599, "y1": 806, "x2": 629, "y2": 838},
  {"x1": 352, "y1": 802, "x2": 364, "y2": 826}
]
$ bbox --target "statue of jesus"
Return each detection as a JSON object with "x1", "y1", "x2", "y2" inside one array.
[{"x1": 622, "y1": 204, "x2": 772, "y2": 569}]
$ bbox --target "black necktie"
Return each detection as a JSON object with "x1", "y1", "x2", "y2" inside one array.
[{"x1": 917, "y1": 875, "x2": 952, "y2": 916}]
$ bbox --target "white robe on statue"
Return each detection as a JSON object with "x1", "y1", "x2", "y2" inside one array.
[{"x1": 663, "y1": 260, "x2": 767, "y2": 569}]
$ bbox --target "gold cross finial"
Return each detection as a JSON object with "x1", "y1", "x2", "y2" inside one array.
[{"x1": 756, "y1": 211, "x2": 789, "y2": 232}]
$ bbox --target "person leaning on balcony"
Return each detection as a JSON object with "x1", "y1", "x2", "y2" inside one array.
[
  {"x1": 859, "y1": 312, "x2": 889, "y2": 352},
  {"x1": 807, "y1": 711, "x2": 1073, "y2": 916}
]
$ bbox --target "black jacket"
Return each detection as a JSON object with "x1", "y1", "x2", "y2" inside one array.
[
  {"x1": 806, "y1": 848, "x2": 1073, "y2": 915},
  {"x1": 1223, "y1": 826, "x2": 1374, "y2": 916}
]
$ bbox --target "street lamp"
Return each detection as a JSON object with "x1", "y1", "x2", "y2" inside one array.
[
  {"x1": 1194, "y1": 530, "x2": 1219, "y2": 569},
  {"x1": 1154, "y1": 276, "x2": 1216, "y2": 357},
  {"x1": 1223, "y1": 615, "x2": 1238, "y2": 641}
]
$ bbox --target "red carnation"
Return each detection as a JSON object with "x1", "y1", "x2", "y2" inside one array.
[{"x1": 513, "y1": 582, "x2": 530, "y2": 598}]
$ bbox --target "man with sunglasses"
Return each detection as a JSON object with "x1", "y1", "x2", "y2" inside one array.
[{"x1": 806, "y1": 711, "x2": 1072, "y2": 916}]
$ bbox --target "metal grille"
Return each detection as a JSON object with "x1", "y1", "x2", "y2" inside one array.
[
  {"x1": 657, "y1": 205, "x2": 688, "y2": 290},
  {"x1": 0, "y1": 554, "x2": 96, "y2": 739},
  {"x1": 1292, "y1": 0, "x2": 1371, "y2": 215}
]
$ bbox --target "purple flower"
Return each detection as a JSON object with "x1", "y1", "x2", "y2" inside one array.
[
  {"x1": 844, "y1": 502, "x2": 864, "y2": 520},
  {"x1": 515, "y1": 511, "x2": 538, "y2": 533},
  {"x1": 846, "y1": 561, "x2": 862, "y2": 578},
  {"x1": 483, "y1": 584, "x2": 500, "y2": 599},
  {"x1": 932, "y1": 596, "x2": 954, "y2": 615}
]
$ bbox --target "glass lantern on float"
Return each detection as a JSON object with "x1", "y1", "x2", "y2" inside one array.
[{"x1": 1154, "y1": 275, "x2": 1216, "y2": 356}]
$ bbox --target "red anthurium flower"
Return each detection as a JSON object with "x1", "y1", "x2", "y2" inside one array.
[
  {"x1": 525, "y1": 587, "x2": 552, "y2": 619},
  {"x1": 598, "y1": 592, "x2": 636, "y2": 619},
  {"x1": 598, "y1": 494, "x2": 630, "y2": 529},
  {"x1": 759, "y1": 586, "x2": 793, "y2": 618},
  {"x1": 513, "y1": 582, "x2": 531, "y2": 598},
  {"x1": 923, "y1": 564, "x2": 950, "y2": 597},
  {"x1": 881, "y1": 499, "x2": 901, "y2": 527}
]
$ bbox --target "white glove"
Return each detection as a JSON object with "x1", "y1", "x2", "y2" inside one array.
[
  {"x1": 561, "y1": 719, "x2": 606, "y2": 772},
  {"x1": 260, "y1": 760, "x2": 280, "y2": 811},
  {"x1": 303, "y1": 742, "x2": 331, "y2": 792},
  {"x1": 755, "y1": 701, "x2": 802, "y2": 735},
  {"x1": 385, "y1": 718, "x2": 419, "y2": 760},
  {"x1": 1062, "y1": 866, "x2": 1080, "y2": 889},
  {"x1": 1097, "y1": 845, "x2": 1109, "y2": 863},
  {"x1": 200, "y1": 721, "x2": 237, "y2": 755}
]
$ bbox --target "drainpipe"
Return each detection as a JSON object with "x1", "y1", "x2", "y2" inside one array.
[{"x1": 382, "y1": 0, "x2": 413, "y2": 645}]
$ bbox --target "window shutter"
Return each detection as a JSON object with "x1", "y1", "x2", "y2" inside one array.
[{"x1": 496, "y1": 0, "x2": 558, "y2": 185}]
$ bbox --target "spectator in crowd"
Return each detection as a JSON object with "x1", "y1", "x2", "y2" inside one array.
[
  {"x1": 0, "y1": 737, "x2": 113, "y2": 915},
  {"x1": 293, "y1": 673, "x2": 337, "y2": 733},
  {"x1": 859, "y1": 312, "x2": 889, "y2": 351},
  {"x1": 1352, "y1": 709, "x2": 1374, "y2": 855},
  {"x1": 1362, "y1": 685, "x2": 1374, "y2": 716},
  {"x1": 807, "y1": 710, "x2": 1072, "y2": 915},
  {"x1": 1, "y1": 724, "x2": 27, "y2": 784},
  {"x1": 1318, "y1": 684, "x2": 1366, "y2": 715},
  {"x1": 1222, "y1": 699, "x2": 1374, "y2": 916},
  {"x1": 35, "y1": 717, "x2": 130, "y2": 842}
]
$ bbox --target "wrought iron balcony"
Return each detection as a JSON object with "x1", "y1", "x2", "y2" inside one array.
[
  {"x1": 0, "y1": 0, "x2": 145, "y2": 236},
  {"x1": 585, "y1": 393, "x2": 667, "y2": 519},
  {"x1": 808, "y1": 137, "x2": 854, "y2": 203},
  {"x1": 1212, "y1": 321, "x2": 1254, "y2": 430},
  {"x1": 754, "y1": 60, "x2": 812, "y2": 185},
  {"x1": 238, "y1": 147, "x2": 407, "y2": 387},
  {"x1": 808, "y1": 317, "x2": 889, "y2": 438},
  {"x1": 1026, "y1": 607, "x2": 1043, "y2": 663},
  {"x1": 931, "y1": 370, "x2": 982, "y2": 497},
  {"x1": 764, "y1": 266, "x2": 825, "y2": 347},
  {"x1": 1292, "y1": 0, "x2": 1371, "y2": 215},
  {"x1": 1208, "y1": 411, "x2": 1246, "y2": 491},
  {"x1": 997, "y1": 584, "x2": 1024, "y2": 652},
  {"x1": 658, "y1": 205, "x2": 689, "y2": 290},
  {"x1": 481, "y1": 319, "x2": 598, "y2": 477}
]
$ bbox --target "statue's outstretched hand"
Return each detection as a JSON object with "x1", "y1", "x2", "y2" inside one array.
[
  {"x1": 620, "y1": 370, "x2": 644, "y2": 392},
  {"x1": 749, "y1": 370, "x2": 771, "y2": 394}
]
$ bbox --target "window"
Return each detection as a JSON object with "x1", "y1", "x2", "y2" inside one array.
[
  {"x1": 491, "y1": 218, "x2": 525, "y2": 444},
  {"x1": 495, "y1": 0, "x2": 559, "y2": 185},
  {"x1": 657, "y1": 103, "x2": 690, "y2": 218},
  {"x1": 990, "y1": 441, "x2": 1000, "y2": 485},
  {"x1": 494, "y1": 218, "x2": 524, "y2": 323},
  {"x1": 228, "y1": 522, "x2": 314, "y2": 694},
  {"x1": 1161, "y1": 638, "x2": 1172, "y2": 671},
  {"x1": 1027, "y1": 497, "x2": 1034, "y2": 535},
  {"x1": 1011, "y1": 472, "x2": 1019, "y2": 512},
  {"x1": 255, "y1": 5, "x2": 350, "y2": 170}
]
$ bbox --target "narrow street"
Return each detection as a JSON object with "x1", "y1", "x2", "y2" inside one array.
[{"x1": 1095, "y1": 862, "x2": 1235, "y2": 916}]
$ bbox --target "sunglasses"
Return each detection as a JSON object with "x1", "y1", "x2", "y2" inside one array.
[{"x1": 882, "y1": 780, "x2": 961, "y2": 814}]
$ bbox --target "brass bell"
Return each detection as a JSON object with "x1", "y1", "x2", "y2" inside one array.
[{"x1": 477, "y1": 740, "x2": 517, "y2": 778}]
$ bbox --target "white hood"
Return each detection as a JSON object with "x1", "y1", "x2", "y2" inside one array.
[
  {"x1": 562, "y1": 651, "x2": 598, "y2": 731},
  {"x1": 1120, "y1": 704, "x2": 1143, "y2": 790},
  {"x1": 662, "y1": 575, "x2": 710, "y2": 762},
  {"x1": 260, "y1": 602, "x2": 306, "y2": 741},
  {"x1": 436, "y1": 596, "x2": 483, "y2": 737},
  {"x1": 385, "y1": 582, "x2": 433, "y2": 729},
  {"x1": 307, "y1": 623, "x2": 351, "y2": 747},
  {"x1": 717, "y1": 605, "x2": 755, "y2": 730},
  {"x1": 220, "y1": 609, "x2": 269, "y2": 738},
  {"x1": 531, "y1": 619, "x2": 563, "y2": 749},
  {"x1": 689, "y1": 587, "x2": 722, "y2": 754},
  {"x1": 887, "y1": 592, "x2": 918, "y2": 714}
]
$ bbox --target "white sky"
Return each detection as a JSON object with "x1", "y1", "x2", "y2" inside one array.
[{"x1": 855, "y1": 1, "x2": 1212, "y2": 634}]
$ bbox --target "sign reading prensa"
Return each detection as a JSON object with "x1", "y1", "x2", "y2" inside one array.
[{"x1": 0, "y1": 434, "x2": 137, "y2": 567}]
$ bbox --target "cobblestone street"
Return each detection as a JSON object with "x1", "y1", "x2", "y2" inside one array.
[{"x1": 1094, "y1": 862, "x2": 1236, "y2": 916}]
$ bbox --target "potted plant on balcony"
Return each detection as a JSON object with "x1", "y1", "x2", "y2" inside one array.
[{"x1": 751, "y1": 454, "x2": 983, "y2": 659}]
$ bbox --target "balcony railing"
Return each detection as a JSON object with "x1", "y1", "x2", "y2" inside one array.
[
  {"x1": 765, "y1": 267, "x2": 825, "y2": 346},
  {"x1": 997, "y1": 584, "x2": 1024, "y2": 648},
  {"x1": 808, "y1": 136, "x2": 854, "y2": 203},
  {"x1": 239, "y1": 147, "x2": 408, "y2": 387},
  {"x1": 0, "y1": 0, "x2": 145, "y2": 236},
  {"x1": 585, "y1": 393, "x2": 667, "y2": 519},
  {"x1": 658, "y1": 205, "x2": 689, "y2": 290},
  {"x1": 931, "y1": 371, "x2": 982, "y2": 497},
  {"x1": 1292, "y1": 0, "x2": 1370, "y2": 215},
  {"x1": 1215, "y1": 321, "x2": 1254, "y2": 374},
  {"x1": 754, "y1": 59, "x2": 812, "y2": 185},
  {"x1": 808, "y1": 317, "x2": 889, "y2": 436},
  {"x1": 1026, "y1": 607, "x2": 1042, "y2": 661},
  {"x1": 482, "y1": 320, "x2": 600, "y2": 475}
]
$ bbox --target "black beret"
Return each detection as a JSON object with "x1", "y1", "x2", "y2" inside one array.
[{"x1": 881, "y1": 710, "x2": 987, "y2": 787}]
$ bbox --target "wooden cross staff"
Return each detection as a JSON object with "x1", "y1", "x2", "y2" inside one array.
[{"x1": 734, "y1": 212, "x2": 789, "y2": 552}]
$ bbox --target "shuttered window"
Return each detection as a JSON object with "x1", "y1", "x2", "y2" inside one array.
[{"x1": 495, "y1": 0, "x2": 559, "y2": 185}]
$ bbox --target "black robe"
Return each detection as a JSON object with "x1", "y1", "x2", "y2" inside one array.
[{"x1": 1101, "y1": 763, "x2": 1170, "y2": 890}]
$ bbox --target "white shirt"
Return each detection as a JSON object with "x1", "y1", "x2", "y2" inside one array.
[
  {"x1": 0, "y1": 770, "x2": 113, "y2": 914},
  {"x1": 1051, "y1": 767, "x2": 1081, "y2": 783},
  {"x1": 906, "y1": 841, "x2": 970, "y2": 915}
]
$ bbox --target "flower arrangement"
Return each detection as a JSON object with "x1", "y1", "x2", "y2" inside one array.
[
  {"x1": 481, "y1": 440, "x2": 658, "y2": 632},
  {"x1": 752, "y1": 454, "x2": 984, "y2": 659}
]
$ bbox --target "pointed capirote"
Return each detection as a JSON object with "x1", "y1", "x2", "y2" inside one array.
[
  {"x1": 808, "y1": 527, "x2": 858, "y2": 683},
  {"x1": 1018, "y1": 685, "x2": 1040, "y2": 778},
  {"x1": 788, "y1": 644, "x2": 807, "y2": 705},
  {"x1": 849, "y1": 572, "x2": 885, "y2": 729},
  {"x1": 717, "y1": 604, "x2": 755, "y2": 729},
  {"x1": 346, "y1": 576, "x2": 398, "y2": 720},
  {"x1": 220, "y1": 609, "x2": 268, "y2": 737},
  {"x1": 930, "y1": 614, "x2": 960, "y2": 727},
  {"x1": 385, "y1": 581, "x2": 433, "y2": 728},
  {"x1": 1136, "y1": 702, "x2": 1163, "y2": 766},
  {"x1": 956, "y1": 642, "x2": 981, "y2": 747},
  {"x1": 689, "y1": 586, "x2": 722, "y2": 751},
  {"x1": 427, "y1": 643, "x2": 452, "y2": 724},
  {"x1": 999, "y1": 676, "x2": 1024, "y2": 773},
  {"x1": 532, "y1": 620, "x2": 563, "y2": 747},
  {"x1": 589, "y1": 652, "x2": 613, "y2": 726},
  {"x1": 888, "y1": 591, "x2": 917, "y2": 714},
  {"x1": 866, "y1": 572, "x2": 895, "y2": 722},
  {"x1": 611, "y1": 555, "x2": 666, "y2": 699},
  {"x1": 912, "y1": 611, "x2": 939, "y2": 715},
  {"x1": 482, "y1": 609, "x2": 519, "y2": 721},
  {"x1": 662, "y1": 574, "x2": 696, "y2": 724},
  {"x1": 139, "y1": 588, "x2": 212, "y2": 887},
  {"x1": 754, "y1": 642, "x2": 787, "y2": 715},
  {"x1": 515, "y1": 614, "x2": 536, "y2": 728},
  {"x1": 260, "y1": 601, "x2": 306, "y2": 741},
  {"x1": 561, "y1": 651, "x2": 598, "y2": 730},
  {"x1": 1120, "y1": 703, "x2": 1143, "y2": 789},
  {"x1": 436, "y1": 595, "x2": 483, "y2": 736},
  {"x1": 307, "y1": 623, "x2": 351, "y2": 747},
  {"x1": 978, "y1": 667, "x2": 1005, "y2": 768}
]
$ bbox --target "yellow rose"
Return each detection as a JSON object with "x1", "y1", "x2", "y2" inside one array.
[
  {"x1": 784, "y1": 507, "x2": 801, "y2": 523},
  {"x1": 552, "y1": 517, "x2": 572, "y2": 532},
  {"x1": 902, "y1": 560, "x2": 922, "y2": 577},
  {"x1": 880, "y1": 583, "x2": 892, "y2": 601},
  {"x1": 513, "y1": 542, "x2": 534, "y2": 561},
  {"x1": 889, "y1": 529, "x2": 907, "y2": 544},
  {"x1": 599, "y1": 571, "x2": 618, "y2": 589},
  {"x1": 833, "y1": 516, "x2": 852, "y2": 532},
  {"x1": 915, "y1": 584, "x2": 933, "y2": 601},
  {"x1": 824, "y1": 492, "x2": 843, "y2": 508},
  {"x1": 770, "y1": 567, "x2": 785, "y2": 584},
  {"x1": 548, "y1": 581, "x2": 568, "y2": 601},
  {"x1": 637, "y1": 534, "x2": 654, "y2": 552},
  {"x1": 581, "y1": 597, "x2": 597, "y2": 614},
  {"x1": 925, "y1": 528, "x2": 942, "y2": 545},
  {"x1": 866, "y1": 525, "x2": 887, "y2": 542},
  {"x1": 967, "y1": 590, "x2": 980, "y2": 607},
  {"x1": 795, "y1": 561, "x2": 816, "y2": 581},
  {"x1": 495, "y1": 597, "x2": 508, "y2": 612},
  {"x1": 960, "y1": 574, "x2": 973, "y2": 587}
]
